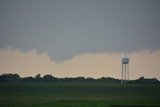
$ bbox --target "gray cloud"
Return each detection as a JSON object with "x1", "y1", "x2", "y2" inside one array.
[{"x1": 0, "y1": 0, "x2": 160, "y2": 61}]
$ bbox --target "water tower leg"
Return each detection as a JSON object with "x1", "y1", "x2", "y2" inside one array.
[
  {"x1": 121, "y1": 63, "x2": 123, "y2": 83},
  {"x1": 127, "y1": 64, "x2": 129, "y2": 82},
  {"x1": 124, "y1": 64, "x2": 126, "y2": 83}
]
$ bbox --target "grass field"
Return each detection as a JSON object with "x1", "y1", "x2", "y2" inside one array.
[{"x1": 0, "y1": 83, "x2": 160, "y2": 107}]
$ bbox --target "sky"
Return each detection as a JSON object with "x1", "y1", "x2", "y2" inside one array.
[{"x1": 0, "y1": 0, "x2": 160, "y2": 79}]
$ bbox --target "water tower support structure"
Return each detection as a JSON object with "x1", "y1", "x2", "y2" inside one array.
[{"x1": 121, "y1": 57, "x2": 129, "y2": 83}]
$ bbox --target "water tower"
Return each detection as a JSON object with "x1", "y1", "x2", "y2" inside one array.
[{"x1": 121, "y1": 56, "x2": 129, "y2": 83}]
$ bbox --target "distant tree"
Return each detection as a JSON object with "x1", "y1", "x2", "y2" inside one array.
[
  {"x1": 131, "y1": 76, "x2": 160, "y2": 84},
  {"x1": 97, "y1": 77, "x2": 120, "y2": 83},
  {"x1": 0, "y1": 75, "x2": 6, "y2": 82},
  {"x1": 0, "y1": 73, "x2": 159, "y2": 84},
  {"x1": 42, "y1": 74, "x2": 57, "y2": 82},
  {"x1": 149, "y1": 78, "x2": 160, "y2": 84},
  {"x1": 75, "y1": 77, "x2": 85, "y2": 82},
  {"x1": 85, "y1": 77, "x2": 95, "y2": 82},
  {"x1": 138, "y1": 76, "x2": 144, "y2": 80},
  {"x1": 21, "y1": 76, "x2": 35, "y2": 82},
  {"x1": 0, "y1": 73, "x2": 20, "y2": 82},
  {"x1": 58, "y1": 77, "x2": 86, "y2": 82},
  {"x1": 35, "y1": 74, "x2": 41, "y2": 82},
  {"x1": 59, "y1": 77, "x2": 73, "y2": 82}
]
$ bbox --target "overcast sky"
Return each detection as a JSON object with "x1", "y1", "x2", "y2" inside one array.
[
  {"x1": 1, "y1": 0, "x2": 160, "y2": 61},
  {"x1": 0, "y1": 0, "x2": 160, "y2": 79}
]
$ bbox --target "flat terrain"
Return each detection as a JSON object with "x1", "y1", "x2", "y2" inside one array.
[{"x1": 0, "y1": 83, "x2": 160, "y2": 107}]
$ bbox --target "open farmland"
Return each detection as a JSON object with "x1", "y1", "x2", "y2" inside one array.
[{"x1": 0, "y1": 83, "x2": 160, "y2": 107}]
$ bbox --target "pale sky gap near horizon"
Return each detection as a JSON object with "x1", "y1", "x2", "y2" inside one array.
[{"x1": 0, "y1": 0, "x2": 160, "y2": 79}]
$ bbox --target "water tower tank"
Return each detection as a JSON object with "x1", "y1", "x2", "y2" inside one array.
[{"x1": 121, "y1": 57, "x2": 129, "y2": 64}]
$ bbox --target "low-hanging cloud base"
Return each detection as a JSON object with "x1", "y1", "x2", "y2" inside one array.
[{"x1": 0, "y1": 47, "x2": 160, "y2": 80}]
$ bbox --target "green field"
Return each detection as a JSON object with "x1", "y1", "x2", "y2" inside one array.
[{"x1": 0, "y1": 83, "x2": 160, "y2": 107}]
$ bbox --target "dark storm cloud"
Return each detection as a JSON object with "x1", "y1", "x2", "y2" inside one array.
[{"x1": 0, "y1": 0, "x2": 160, "y2": 61}]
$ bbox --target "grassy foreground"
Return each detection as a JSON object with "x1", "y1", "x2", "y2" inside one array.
[{"x1": 0, "y1": 83, "x2": 160, "y2": 107}]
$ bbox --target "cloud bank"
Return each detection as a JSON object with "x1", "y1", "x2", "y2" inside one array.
[
  {"x1": 0, "y1": 47, "x2": 160, "y2": 79},
  {"x1": 1, "y1": 0, "x2": 160, "y2": 62}
]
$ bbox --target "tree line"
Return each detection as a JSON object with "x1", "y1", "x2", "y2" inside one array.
[{"x1": 0, "y1": 73, "x2": 159, "y2": 84}]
